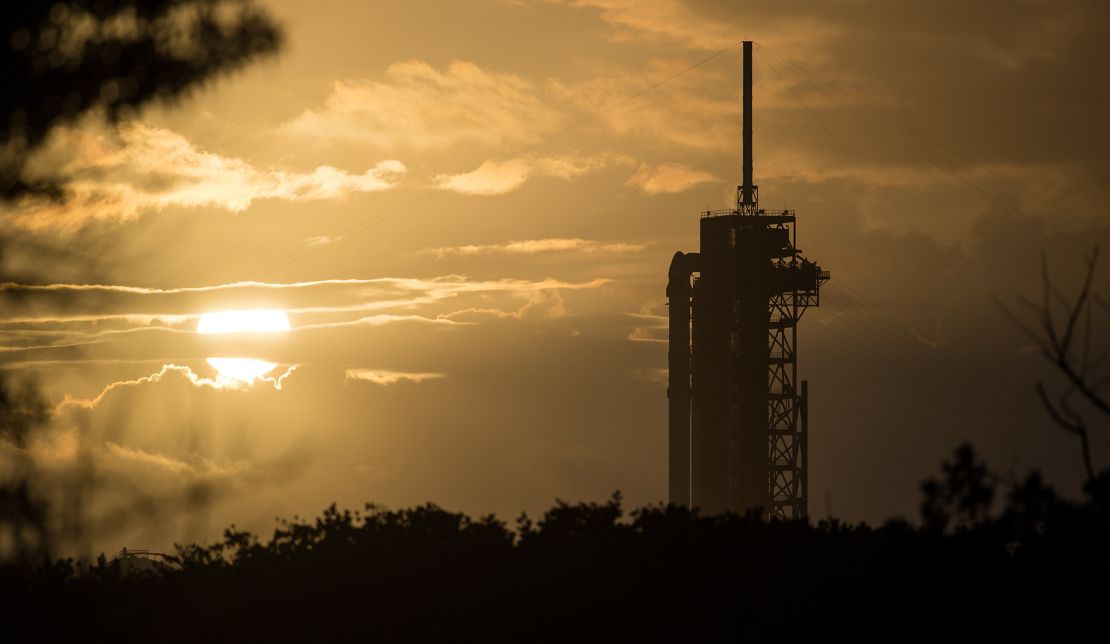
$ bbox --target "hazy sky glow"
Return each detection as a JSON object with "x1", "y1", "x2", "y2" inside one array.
[{"x1": 2, "y1": 0, "x2": 1109, "y2": 553}]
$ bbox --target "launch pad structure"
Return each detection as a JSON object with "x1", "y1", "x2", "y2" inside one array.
[{"x1": 667, "y1": 41, "x2": 829, "y2": 520}]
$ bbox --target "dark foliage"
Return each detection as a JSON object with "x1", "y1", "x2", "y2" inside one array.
[
  {"x1": 0, "y1": 376, "x2": 52, "y2": 563},
  {"x1": 919, "y1": 442, "x2": 996, "y2": 532},
  {"x1": 999, "y1": 246, "x2": 1108, "y2": 482},
  {"x1": 1, "y1": 0, "x2": 283, "y2": 199},
  {"x1": 2, "y1": 447, "x2": 1108, "y2": 643}
]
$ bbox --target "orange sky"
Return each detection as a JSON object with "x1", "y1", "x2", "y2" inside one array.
[{"x1": 2, "y1": 0, "x2": 1109, "y2": 554}]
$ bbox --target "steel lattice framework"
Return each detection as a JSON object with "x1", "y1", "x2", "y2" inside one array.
[{"x1": 766, "y1": 264, "x2": 821, "y2": 519}]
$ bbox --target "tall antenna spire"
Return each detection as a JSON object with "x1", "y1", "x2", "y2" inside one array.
[{"x1": 740, "y1": 40, "x2": 757, "y2": 210}]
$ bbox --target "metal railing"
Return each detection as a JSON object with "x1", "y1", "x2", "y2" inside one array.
[{"x1": 701, "y1": 208, "x2": 796, "y2": 218}]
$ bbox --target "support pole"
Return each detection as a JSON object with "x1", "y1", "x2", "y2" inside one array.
[
  {"x1": 800, "y1": 379, "x2": 809, "y2": 519},
  {"x1": 667, "y1": 252, "x2": 697, "y2": 506}
]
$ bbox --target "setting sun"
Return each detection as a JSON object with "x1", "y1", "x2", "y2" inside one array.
[
  {"x1": 205, "y1": 357, "x2": 280, "y2": 383},
  {"x1": 197, "y1": 309, "x2": 291, "y2": 334},
  {"x1": 197, "y1": 309, "x2": 290, "y2": 382}
]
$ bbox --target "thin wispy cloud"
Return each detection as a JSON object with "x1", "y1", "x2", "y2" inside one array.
[
  {"x1": 421, "y1": 237, "x2": 652, "y2": 258},
  {"x1": 443, "y1": 288, "x2": 568, "y2": 321},
  {"x1": 295, "y1": 314, "x2": 462, "y2": 331},
  {"x1": 0, "y1": 314, "x2": 457, "y2": 353},
  {"x1": 345, "y1": 369, "x2": 447, "y2": 385},
  {"x1": 0, "y1": 276, "x2": 612, "y2": 365},
  {"x1": 625, "y1": 309, "x2": 667, "y2": 343},
  {"x1": 58, "y1": 363, "x2": 297, "y2": 411},
  {"x1": 0, "y1": 276, "x2": 606, "y2": 297},
  {"x1": 304, "y1": 235, "x2": 341, "y2": 248},
  {"x1": 0, "y1": 276, "x2": 611, "y2": 324}
]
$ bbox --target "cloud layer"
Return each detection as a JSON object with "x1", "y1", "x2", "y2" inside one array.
[
  {"x1": 7, "y1": 123, "x2": 405, "y2": 228},
  {"x1": 624, "y1": 162, "x2": 717, "y2": 194},
  {"x1": 434, "y1": 154, "x2": 630, "y2": 195},
  {"x1": 282, "y1": 60, "x2": 563, "y2": 151}
]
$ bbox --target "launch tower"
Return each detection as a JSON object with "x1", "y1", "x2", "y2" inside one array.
[{"x1": 667, "y1": 41, "x2": 829, "y2": 519}]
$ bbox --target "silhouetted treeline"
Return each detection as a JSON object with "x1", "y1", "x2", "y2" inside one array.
[{"x1": 2, "y1": 445, "x2": 1108, "y2": 643}]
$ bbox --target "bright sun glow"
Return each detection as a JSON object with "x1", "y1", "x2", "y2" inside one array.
[
  {"x1": 205, "y1": 357, "x2": 280, "y2": 383},
  {"x1": 197, "y1": 310, "x2": 291, "y2": 383},
  {"x1": 197, "y1": 309, "x2": 291, "y2": 334}
]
